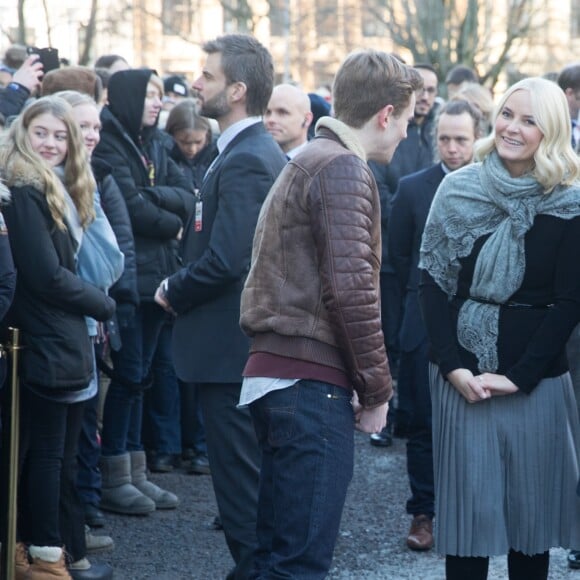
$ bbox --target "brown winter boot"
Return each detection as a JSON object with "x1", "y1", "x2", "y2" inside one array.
[
  {"x1": 15, "y1": 542, "x2": 30, "y2": 580},
  {"x1": 27, "y1": 545, "x2": 71, "y2": 579}
]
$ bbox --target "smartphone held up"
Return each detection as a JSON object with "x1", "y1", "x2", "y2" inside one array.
[{"x1": 26, "y1": 46, "x2": 60, "y2": 73}]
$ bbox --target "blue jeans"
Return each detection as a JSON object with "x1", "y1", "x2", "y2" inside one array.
[
  {"x1": 249, "y1": 380, "x2": 354, "y2": 579},
  {"x1": 142, "y1": 320, "x2": 182, "y2": 455},
  {"x1": 180, "y1": 381, "x2": 207, "y2": 455},
  {"x1": 399, "y1": 339, "x2": 434, "y2": 517},
  {"x1": 101, "y1": 302, "x2": 166, "y2": 456}
]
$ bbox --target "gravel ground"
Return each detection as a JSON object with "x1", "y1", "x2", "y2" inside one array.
[{"x1": 93, "y1": 433, "x2": 579, "y2": 579}]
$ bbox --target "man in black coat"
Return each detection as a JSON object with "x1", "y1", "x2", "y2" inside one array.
[
  {"x1": 369, "y1": 63, "x2": 440, "y2": 445},
  {"x1": 388, "y1": 99, "x2": 482, "y2": 552},
  {"x1": 155, "y1": 34, "x2": 286, "y2": 579}
]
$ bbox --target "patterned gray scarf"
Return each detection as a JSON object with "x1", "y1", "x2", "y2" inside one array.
[{"x1": 419, "y1": 150, "x2": 580, "y2": 372}]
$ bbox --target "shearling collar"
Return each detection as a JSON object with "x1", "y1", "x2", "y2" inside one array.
[
  {"x1": 314, "y1": 117, "x2": 366, "y2": 162},
  {"x1": 2, "y1": 150, "x2": 44, "y2": 191}
]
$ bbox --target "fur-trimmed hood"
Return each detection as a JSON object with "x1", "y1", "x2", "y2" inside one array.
[{"x1": 1, "y1": 149, "x2": 45, "y2": 192}]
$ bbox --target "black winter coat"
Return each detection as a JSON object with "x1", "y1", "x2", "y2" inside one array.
[
  {"x1": 93, "y1": 68, "x2": 194, "y2": 300},
  {"x1": 0, "y1": 83, "x2": 29, "y2": 122},
  {"x1": 4, "y1": 184, "x2": 115, "y2": 391},
  {"x1": 161, "y1": 131, "x2": 218, "y2": 191},
  {"x1": 92, "y1": 157, "x2": 138, "y2": 311}
]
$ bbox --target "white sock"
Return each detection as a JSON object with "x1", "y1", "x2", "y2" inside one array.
[{"x1": 28, "y1": 545, "x2": 62, "y2": 562}]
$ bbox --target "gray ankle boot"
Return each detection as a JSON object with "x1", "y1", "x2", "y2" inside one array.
[
  {"x1": 100, "y1": 452, "x2": 156, "y2": 515},
  {"x1": 130, "y1": 450, "x2": 179, "y2": 509}
]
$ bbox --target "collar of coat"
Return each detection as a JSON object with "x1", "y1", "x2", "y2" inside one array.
[
  {"x1": 1, "y1": 150, "x2": 43, "y2": 192},
  {"x1": 314, "y1": 117, "x2": 366, "y2": 162}
]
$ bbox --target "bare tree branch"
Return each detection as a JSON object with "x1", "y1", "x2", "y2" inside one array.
[
  {"x1": 79, "y1": 0, "x2": 99, "y2": 66},
  {"x1": 17, "y1": 0, "x2": 26, "y2": 45},
  {"x1": 364, "y1": 0, "x2": 537, "y2": 90},
  {"x1": 41, "y1": 0, "x2": 52, "y2": 46}
]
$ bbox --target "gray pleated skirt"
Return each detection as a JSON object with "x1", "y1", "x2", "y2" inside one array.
[{"x1": 429, "y1": 363, "x2": 580, "y2": 557}]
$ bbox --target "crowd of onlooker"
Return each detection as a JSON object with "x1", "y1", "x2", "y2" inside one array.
[{"x1": 0, "y1": 36, "x2": 577, "y2": 580}]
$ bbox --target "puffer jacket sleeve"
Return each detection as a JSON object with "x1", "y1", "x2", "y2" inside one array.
[
  {"x1": 97, "y1": 171, "x2": 139, "y2": 308},
  {"x1": 308, "y1": 155, "x2": 392, "y2": 407},
  {"x1": 94, "y1": 133, "x2": 183, "y2": 239}
]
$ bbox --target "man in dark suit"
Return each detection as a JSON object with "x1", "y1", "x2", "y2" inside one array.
[
  {"x1": 388, "y1": 99, "x2": 482, "y2": 552},
  {"x1": 557, "y1": 63, "x2": 580, "y2": 153},
  {"x1": 558, "y1": 61, "x2": 580, "y2": 571},
  {"x1": 154, "y1": 34, "x2": 286, "y2": 579},
  {"x1": 369, "y1": 63, "x2": 440, "y2": 446}
]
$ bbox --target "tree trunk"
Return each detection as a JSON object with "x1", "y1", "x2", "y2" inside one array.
[{"x1": 79, "y1": 0, "x2": 99, "y2": 65}]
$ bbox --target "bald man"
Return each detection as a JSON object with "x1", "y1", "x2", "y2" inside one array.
[{"x1": 265, "y1": 83, "x2": 313, "y2": 158}]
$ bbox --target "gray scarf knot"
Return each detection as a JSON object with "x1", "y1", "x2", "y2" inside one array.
[{"x1": 419, "y1": 151, "x2": 580, "y2": 372}]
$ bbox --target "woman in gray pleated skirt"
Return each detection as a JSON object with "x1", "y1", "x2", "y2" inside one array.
[{"x1": 418, "y1": 77, "x2": 580, "y2": 580}]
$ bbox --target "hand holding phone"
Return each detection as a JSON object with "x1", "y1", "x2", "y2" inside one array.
[
  {"x1": 26, "y1": 47, "x2": 60, "y2": 73},
  {"x1": 11, "y1": 55, "x2": 44, "y2": 93}
]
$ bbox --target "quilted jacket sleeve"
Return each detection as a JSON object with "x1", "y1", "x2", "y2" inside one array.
[{"x1": 308, "y1": 154, "x2": 392, "y2": 407}]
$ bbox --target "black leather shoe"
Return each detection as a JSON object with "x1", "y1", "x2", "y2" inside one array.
[
  {"x1": 69, "y1": 559, "x2": 113, "y2": 580},
  {"x1": 149, "y1": 453, "x2": 175, "y2": 473},
  {"x1": 569, "y1": 550, "x2": 580, "y2": 569},
  {"x1": 369, "y1": 425, "x2": 393, "y2": 448},
  {"x1": 209, "y1": 515, "x2": 223, "y2": 530},
  {"x1": 188, "y1": 452, "x2": 211, "y2": 475},
  {"x1": 84, "y1": 503, "x2": 105, "y2": 528}
]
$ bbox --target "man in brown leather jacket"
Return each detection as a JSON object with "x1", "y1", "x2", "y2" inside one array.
[{"x1": 239, "y1": 50, "x2": 423, "y2": 579}]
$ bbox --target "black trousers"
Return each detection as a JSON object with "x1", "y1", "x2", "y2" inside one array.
[
  {"x1": 18, "y1": 386, "x2": 87, "y2": 561},
  {"x1": 198, "y1": 382, "x2": 260, "y2": 580}
]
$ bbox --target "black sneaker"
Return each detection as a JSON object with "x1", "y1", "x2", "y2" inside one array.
[
  {"x1": 84, "y1": 503, "x2": 106, "y2": 528},
  {"x1": 149, "y1": 453, "x2": 176, "y2": 473}
]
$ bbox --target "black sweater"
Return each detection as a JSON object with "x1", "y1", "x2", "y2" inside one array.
[{"x1": 419, "y1": 213, "x2": 580, "y2": 393}]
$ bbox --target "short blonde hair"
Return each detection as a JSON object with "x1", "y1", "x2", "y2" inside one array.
[{"x1": 475, "y1": 77, "x2": 580, "y2": 191}]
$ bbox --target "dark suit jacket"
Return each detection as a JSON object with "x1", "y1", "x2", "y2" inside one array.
[
  {"x1": 166, "y1": 121, "x2": 286, "y2": 383},
  {"x1": 388, "y1": 163, "x2": 445, "y2": 353}
]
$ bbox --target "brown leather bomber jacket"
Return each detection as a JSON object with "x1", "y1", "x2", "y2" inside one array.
[{"x1": 240, "y1": 118, "x2": 392, "y2": 408}]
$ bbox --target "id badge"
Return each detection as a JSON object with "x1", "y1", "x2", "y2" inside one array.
[{"x1": 194, "y1": 201, "x2": 203, "y2": 232}]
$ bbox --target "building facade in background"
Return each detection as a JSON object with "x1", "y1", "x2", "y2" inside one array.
[{"x1": 0, "y1": 0, "x2": 578, "y2": 93}]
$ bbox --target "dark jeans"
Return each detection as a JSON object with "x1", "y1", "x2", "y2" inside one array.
[
  {"x1": 142, "y1": 320, "x2": 182, "y2": 455},
  {"x1": 77, "y1": 348, "x2": 102, "y2": 507},
  {"x1": 180, "y1": 381, "x2": 207, "y2": 455},
  {"x1": 101, "y1": 302, "x2": 166, "y2": 456},
  {"x1": 18, "y1": 386, "x2": 87, "y2": 560},
  {"x1": 249, "y1": 380, "x2": 354, "y2": 579},
  {"x1": 76, "y1": 390, "x2": 101, "y2": 507},
  {"x1": 399, "y1": 340, "x2": 434, "y2": 517}
]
